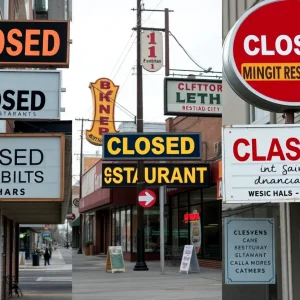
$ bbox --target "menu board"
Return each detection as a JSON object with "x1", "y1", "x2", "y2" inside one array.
[
  {"x1": 179, "y1": 245, "x2": 200, "y2": 274},
  {"x1": 105, "y1": 246, "x2": 125, "y2": 273}
]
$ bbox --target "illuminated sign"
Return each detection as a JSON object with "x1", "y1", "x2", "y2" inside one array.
[
  {"x1": 102, "y1": 133, "x2": 202, "y2": 160},
  {"x1": 101, "y1": 163, "x2": 210, "y2": 188},
  {"x1": 183, "y1": 212, "x2": 200, "y2": 222},
  {"x1": 86, "y1": 78, "x2": 119, "y2": 146},
  {"x1": 0, "y1": 20, "x2": 70, "y2": 67}
]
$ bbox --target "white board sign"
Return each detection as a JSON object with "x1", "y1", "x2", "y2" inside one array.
[
  {"x1": 0, "y1": 70, "x2": 61, "y2": 120},
  {"x1": 222, "y1": 124, "x2": 300, "y2": 203},
  {"x1": 0, "y1": 134, "x2": 64, "y2": 201},
  {"x1": 164, "y1": 78, "x2": 222, "y2": 116},
  {"x1": 179, "y1": 245, "x2": 200, "y2": 274},
  {"x1": 225, "y1": 218, "x2": 276, "y2": 285}
]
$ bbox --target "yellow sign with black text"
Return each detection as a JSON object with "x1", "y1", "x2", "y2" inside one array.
[
  {"x1": 86, "y1": 78, "x2": 119, "y2": 146},
  {"x1": 101, "y1": 163, "x2": 210, "y2": 188}
]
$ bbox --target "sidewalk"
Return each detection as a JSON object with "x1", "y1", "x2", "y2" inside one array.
[
  {"x1": 19, "y1": 248, "x2": 72, "y2": 271},
  {"x1": 72, "y1": 249, "x2": 222, "y2": 300}
]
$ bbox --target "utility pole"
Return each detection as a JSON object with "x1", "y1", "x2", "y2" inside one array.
[{"x1": 76, "y1": 118, "x2": 84, "y2": 254}]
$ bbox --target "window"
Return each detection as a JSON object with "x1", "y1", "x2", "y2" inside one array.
[
  {"x1": 115, "y1": 210, "x2": 120, "y2": 246},
  {"x1": 178, "y1": 206, "x2": 189, "y2": 247},
  {"x1": 179, "y1": 193, "x2": 188, "y2": 207},
  {"x1": 190, "y1": 189, "x2": 201, "y2": 205},
  {"x1": 126, "y1": 208, "x2": 131, "y2": 252},
  {"x1": 132, "y1": 207, "x2": 137, "y2": 252},
  {"x1": 120, "y1": 209, "x2": 126, "y2": 251},
  {"x1": 111, "y1": 211, "x2": 115, "y2": 245},
  {"x1": 172, "y1": 207, "x2": 179, "y2": 247},
  {"x1": 144, "y1": 208, "x2": 160, "y2": 252}
]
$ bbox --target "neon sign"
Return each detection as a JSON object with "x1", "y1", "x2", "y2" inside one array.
[{"x1": 183, "y1": 212, "x2": 200, "y2": 223}]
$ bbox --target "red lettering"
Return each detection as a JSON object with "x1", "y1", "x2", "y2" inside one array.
[
  {"x1": 178, "y1": 83, "x2": 184, "y2": 90},
  {"x1": 252, "y1": 139, "x2": 266, "y2": 161},
  {"x1": 286, "y1": 137, "x2": 300, "y2": 161},
  {"x1": 99, "y1": 104, "x2": 110, "y2": 114},
  {"x1": 184, "y1": 213, "x2": 189, "y2": 221},
  {"x1": 98, "y1": 128, "x2": 109, "y2": 134},
  {"x1": 233, "y1": 138, "x2": 250, "y2": 162},
  {"x1": 266, "y1": 138, "x2": 285, "y2": 161},
  {"x1": 100, "y1": 80, "x2": 110, "y2": 89},
  {"x1": 100, "y1": 117, "x2": 109, "y2": 126},
  {"x1": 100, "y1": 90, "x2": 113, "y2": 102}
]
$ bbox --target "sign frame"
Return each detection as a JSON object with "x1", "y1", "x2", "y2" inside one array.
[
  {"x1": 0, "y1": 69, "x2": 62, "y2": 120},
  {"x1": 0, "y1": 133, "x2": 65, "y2": 202},
  {"x1": 0, "y1": 20, "x2": 70, "y2": 68},
  {"x1": 102, "y1": 132, "x2": 202, "y2": 161},
  {"x1": 101, "y1": 163, "x2": 210, "y2": 188},
  {"x1": 105, "y1": 246, "x2": 125, "y2": 273},
  {"x1": 138, "y1": 189, "x2": 156, "y2": 208},
  {"x1": 224, "y1": 218, "x2": 276, "y2": 285},
  {"x1": 164, "y1": 77, "x2": 222, "y2": 117}
]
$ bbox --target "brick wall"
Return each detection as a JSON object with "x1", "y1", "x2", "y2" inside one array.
[{"x1": 166, "y1": 116, "x2": 222, "y2": 161}]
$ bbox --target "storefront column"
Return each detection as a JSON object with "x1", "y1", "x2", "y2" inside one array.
[{"x1": 0, "y1": 210, "x2": 2, "y2": 300}]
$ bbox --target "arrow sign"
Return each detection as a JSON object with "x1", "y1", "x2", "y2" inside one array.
[{"x1": 138, "y1": 189, "x2": 156, "y2": 208}]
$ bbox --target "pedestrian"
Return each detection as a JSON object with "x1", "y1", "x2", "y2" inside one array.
[{"x1": 44, "y1": 248, "x2": 50, "y2": 266}]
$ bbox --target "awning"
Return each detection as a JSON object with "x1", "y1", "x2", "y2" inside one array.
[{"x1": 72, "y1": 217, "x2": 80, "y2": 227}]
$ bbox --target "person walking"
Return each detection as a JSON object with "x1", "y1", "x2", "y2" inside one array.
[{"x1": 44, "y1": 248, "x2": 50, "y2": 266}]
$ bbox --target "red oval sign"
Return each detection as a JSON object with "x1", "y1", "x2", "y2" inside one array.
[{"x1": 223, "y1": 0, "x2": 300, "y2": 112}]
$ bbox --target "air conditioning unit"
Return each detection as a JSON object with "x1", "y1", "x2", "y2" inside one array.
[{"x1": 214, "y1": 141, "x2": 222, "y2": 156}]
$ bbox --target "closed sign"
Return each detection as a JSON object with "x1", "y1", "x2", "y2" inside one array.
[{"x1": 0, "y1": 70, "x2": 61, "y2": 120}]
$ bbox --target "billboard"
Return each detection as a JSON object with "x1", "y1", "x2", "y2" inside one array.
[
  {"x1": 0, "y1": 70, "x2": 61, "y2": 120},
  {"x1": 0, "y1": 20, "x2": 70, "y2": 67},
  {"x1": 222, "y1": 125, "x2": 300, "y2": 203},
  {"x1": 0, "y1": 134, "x2": 65, "y2": 201},
  {"x1": 164, "y1": 78, "x2": 222, "y2": 116},
  {"x1": 86, "y1": 78, "x2": 119, "y2": 146},
  {"x1": 101, "y1": 163, "x2": 210, "y2": 188},
  {"x1": 102, "y1": 133, "x2": 202, "y2": 160}
]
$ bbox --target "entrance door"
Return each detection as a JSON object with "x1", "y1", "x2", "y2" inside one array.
[{"x1": 99, "y1": 215, "x2": 106, "y2": 254}]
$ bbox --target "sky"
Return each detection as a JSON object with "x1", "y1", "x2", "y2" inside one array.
[{"x1": 59, "y1": 0, "x2": 222, "y2": 184}]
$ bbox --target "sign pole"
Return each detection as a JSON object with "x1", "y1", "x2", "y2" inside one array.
[{"x1": 159, "y1": 185, "x2": 166, "y2": 275}]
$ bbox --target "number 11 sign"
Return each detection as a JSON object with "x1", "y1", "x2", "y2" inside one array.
[{"x1": 141, "y1": 30, "x2": 163, "y2": 72}]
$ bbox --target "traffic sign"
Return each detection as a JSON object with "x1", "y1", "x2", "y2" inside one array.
[{"x1": 138, "y1": 189, "x2": 156, "y2": 208}]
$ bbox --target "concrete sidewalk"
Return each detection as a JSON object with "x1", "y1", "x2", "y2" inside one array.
[{"x1": 72, "y1": 249, "x2": 222, "y2": 300}]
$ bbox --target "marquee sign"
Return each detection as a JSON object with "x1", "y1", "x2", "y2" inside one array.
[
  {"x1": 0, "y1": 133, "x2": 65, "y2": 202},
  {"x1": 101, "y1": 163, "x2": 210, "y2": 188},
  {"x1": 0, "y1": 20, "x2": 70, "y2": 67},
  {"x1": 102, "y1": 133, "x2": 202, "y2": 160},
  {"x1": 223, "y1": 0, "x2": 300, "y2": 112},
  {"x1": 0, "y1": 70, "x2": 61, "y2": 120},
  {"x1": 86, "y1": 78, "x2": 119, "y2": 146}
]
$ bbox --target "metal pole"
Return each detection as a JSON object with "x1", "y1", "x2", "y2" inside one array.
[
  {"x1": 133, "y1": 0, "x2": 148, "y2": 271},
  {"x1": 285, "y1": 111, "x2": 294, "y2": 300},
  {"x1": 77, "y1": 119, "x2": 84, "y2": 254},
  {"x1": 164, "y1": 8, "x2": 169, "y2": 77},
  {"x1": 159, "y1": 185, "x2": 166, "y2": 275}
]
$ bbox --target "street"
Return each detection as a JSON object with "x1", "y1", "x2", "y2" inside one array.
[{"x1": 19, "y1": 248, "x2": 72, "y2": 300}]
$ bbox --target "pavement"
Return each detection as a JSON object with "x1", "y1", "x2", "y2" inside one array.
[
  {"x1": 72, "y1": 249, "x2": 222, "y2": 300},
  {"x1": 18, "y1": 247, "x2": 72, "y2": 300}
]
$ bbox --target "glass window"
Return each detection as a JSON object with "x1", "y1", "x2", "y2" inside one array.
[
  {"x1": 189, "y1": 205, "x2": 202, "y2": 257},
  {"x1": 144, "y1": 207, "x2": 160, "y2": 252},
  {"x1": 171, "y1": 195, "x2": 178, "y2": 208},
  {"x1": 178, "y1": 206, "x2": 189, "y2": 247},
  {"x1": 203, "y1": 201, "x2": 221, "y2": 259},
  {"x1": 172, "y1": 208, "x2": 179, "y2": 247},
  {"x1": 132, "y1": 206, "x2": 137, "y2": 252},
  {"x1": 111, "y1": 211, "x2": 115, "y2": 245},
  {"x1": 179, "y1": 193, "x2": 188, "y2": 207},
  {"x1": 120, "y1": 208, "x2": 126, "y2": 251},
  {"x1": 115, "y1": 209, "x2": 120, "y2": 246},
  {"x1": 126, "y1": 208, "x2": 131, "y2": 252},
  {"x1": 190, "y1": 189, "x2": 201, "y2": 206}
]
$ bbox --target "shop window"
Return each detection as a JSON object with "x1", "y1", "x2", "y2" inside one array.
[
  {"x1": 178, "y1": 206, "x2": 189, "y2": 247},
  {"x1": 189, "y1": 205, "x2": 202, "y2": 257},
  {"x1": 115, "y1": 209, "x2": 121, "y2": 246},
  {"x1": 203, "y1": 201, "x2": 221, "y2": 259},
  {"x1": 111, "y1": 211, "x2": 116, "y2": 245},
  {"x1": 120, "y1": 208, "x2": 126, "y2": 251},
  {"x1": 172, "y1": 208, "x2": 179, "y2": 247},
  {"x1": 178, "y1": 193, "x2": 188, "y2": 207},
  {"x1": 144, "y1": 207, "x2": 160, "y2": 252},
  {"x1": 132, "y1": 207, "x2": 137, "y2": 252},
  {"x1": 190, "y1": 189, "x2": 201, "y2": 206},
  {"x1": 126, "y1": 208, "x2": 131, "y2": 252},
  {"x1": 171, "y1": 195, "x2": 178, "y2": 208}
]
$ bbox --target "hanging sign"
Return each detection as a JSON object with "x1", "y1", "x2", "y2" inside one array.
[
  {"x1": 164, "y1": 78, "x2": 222, "y2": 116},
  {"x1": 223, "y1": 0, "x2": 300, "y2": 112},
  {"x1": 86, "y1": 78, "x2": 119, "y2": 146},
  {"x1": 141, "y1": 30, "x2": 163, "y2": 72},
  {"x1": 222, "y1": 124, "x2": 300, "y2": 203},
  {"x1": 179, "y1": 245, "x2": 200, "y2": 274},
  {"x1": 225, "y1": 218, "x2": 276, "y2": 285},
  {"x1": 105, "y1": 246, "x2": 125, "y2": 273}
]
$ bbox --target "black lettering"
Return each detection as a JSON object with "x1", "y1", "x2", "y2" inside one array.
[
  {"x1": 30, "y1": 149, "x2": 44, "y2": 165},
  {"x1": 20, "y1": 188, "x2": 25, "y2": 196},
  {"x1": 1, "y1": 171, "x2": 10, "y2": 183},
  {"x1": 0, "y1": 149, "x2": 12, "y2": 165},
  {"x1": 13, "y1": 189, "x2": 18, "y2": 195},
  {"x1": 17, "y1": 90, "x2": 29, "y2": 111},
  {"x1": 15, "y1": 149, "x2": 27, "y2": 165},
  {"x1": 24, "y1": 171, "x2": 34, "y2": 183},
  {"x1": 243, "y1": 66, "x2": 252, "y2": 79},
  {"x1": 284, "y1": 66, "x2": 290, "y2": 79},
  {"x1": 31, "y1": 91, "x2": 45, "y2": 110},
  {"x1": 2, "y1": 90, "x2": 15, "y2": 110},
  {"x1": 35, "y1": 171, "x2": 44, "y2": 183},
  {"x1": 18, "y1": 172, "x2": 26, "y2": 183}
]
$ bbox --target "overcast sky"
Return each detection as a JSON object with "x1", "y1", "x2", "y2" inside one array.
[{"x1": 59, "y1": 0, "x2": 222, "y2": 184}]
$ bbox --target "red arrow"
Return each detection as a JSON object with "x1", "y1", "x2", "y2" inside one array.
[{"x1": 139, "y1": 191, "x2": 154, "y2": 206}]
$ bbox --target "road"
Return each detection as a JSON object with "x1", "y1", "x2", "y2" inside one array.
[{"x1": 19, "y1": 247, "x2": 72, "y2": 300}]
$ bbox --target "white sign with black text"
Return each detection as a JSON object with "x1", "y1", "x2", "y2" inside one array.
[
  {"x1": 225, "y1": 218, "x2": 276, "y2": 285},
  {"x1": 0, "y1": 70, "x2": 61, "y2": 120},
  {"x1": 0, "y1": 134, "x2": 64, "y2": 200},
  {"x1": 179, "y1": 245, "x2": 200, "y2": 274},
  {"x1": 222, "y1": 125, "x2": 300, "y2": 203},
  {"x1": 164, "y1": 78, "x2": 222, "y2": 116}
]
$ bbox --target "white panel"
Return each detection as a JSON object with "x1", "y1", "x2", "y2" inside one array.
[
  {"x1": 0, "y1": 120, "x2": 5, "y2": 133},
  {"x1": 0, "y1": 136, "x2": 62, "y2": 199}
]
